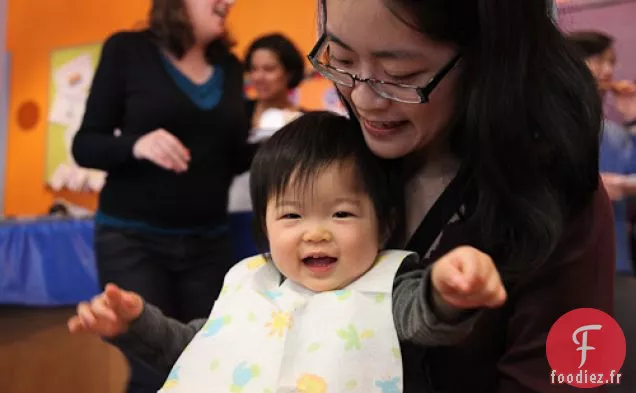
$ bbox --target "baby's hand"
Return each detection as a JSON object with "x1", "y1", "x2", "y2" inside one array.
[
  {"x1": 67, "y1": 283, "x2": 144, "y2": 337},
  {"x1": 431, "y1": 246, "x2": 507, "y2": 309}
]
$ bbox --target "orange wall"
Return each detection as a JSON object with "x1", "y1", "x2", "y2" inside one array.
[
  {"x1": 4, "y1": 0, "x2": 317, "y2": 216},
  {"x1": 231, "y1": 1, "x2": 318, "y2": 63}
]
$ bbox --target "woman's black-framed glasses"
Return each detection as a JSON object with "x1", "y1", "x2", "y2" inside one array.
[{"x1": 308, "y1": 33, "x2": 462, "y2": 104}]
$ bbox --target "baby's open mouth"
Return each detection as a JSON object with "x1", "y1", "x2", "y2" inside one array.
[{"x1": 302, "y1": 256, "x2": 337, "y2": 267}]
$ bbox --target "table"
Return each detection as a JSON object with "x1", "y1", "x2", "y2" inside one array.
[
  {"x1": 0, "y1": 218, "x2": 98, "y2": 306},
  {"x1": 0, "y1": 215, "x2": 260, "y2": 306}
]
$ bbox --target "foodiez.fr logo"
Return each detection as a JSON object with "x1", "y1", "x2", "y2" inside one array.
[{"x1": 546, "y1": 308, "x2": 626, "y2": 388}]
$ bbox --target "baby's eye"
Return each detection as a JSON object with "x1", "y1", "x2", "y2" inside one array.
[
  {"x1": 280, "y1": 213, "x2": 301, "y2": 219},
  {"x1": 334, "y1": 211, "x2": 355, "y2": 218}
]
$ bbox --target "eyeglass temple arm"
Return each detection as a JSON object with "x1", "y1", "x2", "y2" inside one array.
[
  {"x1": 308, "y1": 33, "x2": 327, "y2": 60},
  {"x1": 419, "y1": 53, "x2": 462, "y2": 97}
]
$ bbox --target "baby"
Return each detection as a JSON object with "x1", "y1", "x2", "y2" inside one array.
[{"x1": 68, "y1": 111, "x2": 506, "y2": 393}]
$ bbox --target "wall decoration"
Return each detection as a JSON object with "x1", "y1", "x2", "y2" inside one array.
[
  {"x1": 45, "y1": 42, "x2": 106, "y2": 193},
  {"x1": 16, "y1": 100, "x2": 39, "y2": 131}
]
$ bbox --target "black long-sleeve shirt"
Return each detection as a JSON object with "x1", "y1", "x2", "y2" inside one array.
[{"x1": 72, "y1": 30, "x2": 249, "y2": 229}]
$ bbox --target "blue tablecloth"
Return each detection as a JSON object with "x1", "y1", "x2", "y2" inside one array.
[
  {"x1": 0, "y1": 218, "x2": 99, "y2": 307},
  {"x1": 0, "y1": 214, "x2": 260, "y2": 307}
]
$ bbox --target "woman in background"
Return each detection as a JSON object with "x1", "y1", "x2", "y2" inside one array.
[
  {"x1": 244, "y1": 33, "x2": 306, "y2": 131},
  {"x1": 568, "y1": 31, "x2": 636, "y2": 274},
  {"x1": 71, "y1": 0, "x2": 248, "y2": 392},
  {"x1": 568, "y1": 30, "x2": 636, "y2": 392},
  {"x1": 228, "y1": 33, "x2": 305, "y2": 258}
]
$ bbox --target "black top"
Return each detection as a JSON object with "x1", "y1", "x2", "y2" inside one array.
[{"x1": 72, "y1": 31, "x2": 249, "y2": 229}]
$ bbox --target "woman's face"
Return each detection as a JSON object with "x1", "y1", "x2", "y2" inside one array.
[
  {"x1": 184, "y1": 0, "x2": 234, "y2": 45},
  {"x1": 325, "y1": 0, "x2": 461, "y2": 159},
  {"x1": 585, "y1": 47, "x2": 616, "y2": 91},
  {"x1": 249, "y1": 49, "x2": 290, "y2": 102}
]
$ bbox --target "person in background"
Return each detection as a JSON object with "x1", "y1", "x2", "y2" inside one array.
[
  {"x1": 71, "y1": 0, "x2": 248, "y2": 392},
  {"x1": 568, "y1": 31, "x2": 636, "y2": 273},
  {"x1": 244, "y1": 33, "x2": 306, "y2": 131},
  {"x1": 228, "y1": 33, "x2": 306, "y2": 257},
  {"x1": 568, "y1": 30, "x2": 636, "y2": 392}
]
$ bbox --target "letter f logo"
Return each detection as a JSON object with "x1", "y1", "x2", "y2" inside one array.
[{"x1": 573, "y1": 324, "x2": 602, "y2": 368}]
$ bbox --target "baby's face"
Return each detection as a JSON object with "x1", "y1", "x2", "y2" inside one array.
[{"x1": 265, "y1": 161, "x2": 381, "y2": 292}]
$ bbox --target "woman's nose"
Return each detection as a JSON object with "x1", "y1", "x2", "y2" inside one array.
[{"x1": 348, "y1": 80, "x2": 391, "y2": 112}]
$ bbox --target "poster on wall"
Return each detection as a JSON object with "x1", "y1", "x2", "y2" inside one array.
[{"x1": 45, "y1": 42, "x2": 106, "y2": 193}]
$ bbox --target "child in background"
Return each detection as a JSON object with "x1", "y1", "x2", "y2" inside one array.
[{"x1": 68, "y1": 112, "x2": 506, "y2": 393}]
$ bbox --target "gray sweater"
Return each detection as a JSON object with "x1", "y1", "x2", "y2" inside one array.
[{"x1": 110, "y1": 259, "x2": 479, "y2": 375}]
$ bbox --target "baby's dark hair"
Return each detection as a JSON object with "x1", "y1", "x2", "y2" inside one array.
[{"x1": 250, "y1": 111, "x2": 403, "y2": 249}]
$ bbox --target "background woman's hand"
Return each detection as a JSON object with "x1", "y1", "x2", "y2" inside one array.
[
  {"x1": 612, "y1": 80, "x2": 636, "y2": 124},
  {"x1": 133, "y1": 128, "x2": 190, "y2": 172},
  {"x1": 600, "y1": 172, "x2": 627, "y2": 201}
]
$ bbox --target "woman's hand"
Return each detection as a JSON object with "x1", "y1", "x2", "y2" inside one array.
[
  {"x1": 133, "y1": 128, "x2": 190, "y2": 172},
  {"x1": 67, "y1": 283, "x2": 144, "y2": 337},
  {"x1": 612, "y1": 80, "x2": 636, "y2": 125},
  {"x1": 431, "y1": 246, "x2": 507, "y2": 309},
  {"x1": 600, "y1": 172, "x2": 627, "y2": 201}
]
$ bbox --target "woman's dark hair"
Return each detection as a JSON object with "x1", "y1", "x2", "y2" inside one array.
[
  {"x1": 147, "y1": 0, "x2": 234, "y2": 62},
  {"x1": 250, "y1": 111, "x2": 403, "y2": 249},
  {"x1": 322, "y1": 0, "x2": 603, "y2": 280},
  {"x1": 245, "y1": 33, "x2": 306, "y2": 89},
  {"x1": 566, "y1": 31, "x2": 614, "y2": 58}
]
